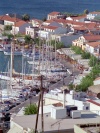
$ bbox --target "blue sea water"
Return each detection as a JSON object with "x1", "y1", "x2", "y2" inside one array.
[
  {"x1": 0, "y1": 0, "x2": 100, "y2": 19},
  {"x1": 0, "y1": 52, "x2": 32, "y2": 73}
]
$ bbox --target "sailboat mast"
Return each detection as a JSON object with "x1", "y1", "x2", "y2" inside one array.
[
  {"x1": 55, "y1": 37, "x2": 56, "y2": 65},
  {"x1": 32, "y1": 45, "x2": 35, "y2": 86},
  {"x1": 10, "y1": 41, "x2": 14, "y2": 94}
]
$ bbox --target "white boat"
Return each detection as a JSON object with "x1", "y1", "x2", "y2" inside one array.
[
  {"x1": 4, "y1": 49, "x2": 22, "y2": 56},
  {"x1": 0, "y1": 45, "x2": 3, "y2": 51}
]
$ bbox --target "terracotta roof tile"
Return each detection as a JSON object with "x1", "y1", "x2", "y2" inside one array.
[
  {"x1": 48, "y1": 11, "x2": 60, "y2": 16},
  {"x1": 15, "y1": 21, "x2": 27, "y2": 27},
  {"x1": 71, "y1": 15, "x2": 86, "y2": 20},
  {"x1": 90, "y1": 11, "x2": 100, "y2": 14},
  {"x1": 43, "y1": 25, "x2": 58, "y2": 30},
  {"x1": 87, "y1": 41, "x2": 100, "y2": 48},
  {"x1": 73, "y1": 26, "x2": 87, "y2": 30},
  {"x1": 87, "y1": 100, "x2": 100, "y2": 107},
  {"x1": 0, "y1": 15, "x2": 21, "y2": 22},
  {"x1": 83, "y1": 35, "x2": 100, "y2": 42}
]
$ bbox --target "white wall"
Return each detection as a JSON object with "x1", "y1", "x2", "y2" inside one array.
[
  {"x1": 94, "y1": 79, "x2": 100, "y2": 85},
  {"x1": 4, "y1": 20, "x2": 14, "y2": 26},
  {"x1": 38, "y1": 30, "x2": 51, "y2": 38},
  {"x1": 89, "y1": 102, "x2": 100, "y2": 115},
  {"x1": 85, "y1": 44, "x2": 94, "y2": 53},
  {"x1": 44, "y1": 93, "x2": 90, "y2": 111}
]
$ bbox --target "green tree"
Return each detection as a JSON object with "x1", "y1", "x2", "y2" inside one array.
[
  {"x1": 76, "y1": 75, "x2": 93, "y2": 92},
  {"x1": 50, "y1": 40, "x2": 64, "y2": 49},
  {"x1": 42, "y1": 17, "x2": 46, "y2": 21},
  {"x1": 24, "y1": 104, "x2": 38, "y2": 115},
  {"x1": 89, "y1": 64, "x2": 100, "y2": 79},
  {"x1": 68, "y1": 83, "x2": 75, "y2": 90},
  {"x1": 24, "y1": 35, "x2": 33, "y2": 44},
  {"x1": 22, "y1": 14, "x2": 30, "y2": 21},
  {"x1": 81, "y1": 52, "x2": 91, "y2": 59},
  {"x1": 4, "y1": 25, "x2": 12, "y2": 30},
  {"x1": 71, "y1": 46, "x2": 83, "y2": 54},
  {"x1": 89, "y1": 55, "x2": 98, "y2": 67},
  {"x1": 2, "y1": 32, "x2": 14, "y2": 39},
  {"x1": 84, "y1": 9, "x2": 89, "y2": 14}
]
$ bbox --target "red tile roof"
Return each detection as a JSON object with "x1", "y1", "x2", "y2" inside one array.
[
  {"x1": 90, "y1": 11, "x2": 100, "y2": 14},
  {"x1": 73, "y1": 26, "x2": 87, "y2": 31},
  {"x1": 87, "y1": 41, "x2": 100, "y2": 48},
  {"x1": 43, "y1": 25, "x2": 58, "y2": 30},
  {"x1": 44, "y1": 18, "x2": 84, "y2": 27},
  {"x1": 84, "y1": 22, "x2": 98, "y2": 30},
  {"x1": 0, "y1": 15, "x2": 21, "y2": 22},
  {"x1": 71, "y1": 15, "x2": 86, "y2": 20},
  {"x1": 48, "y1": 11, "x2": 60, "y2": 16},
  {"x1": 14, "y1": 21, "x2": 27, "y2": 27},
  {"x1": 83, "y1": 35, "x2": 100, "y2": 42},
  {"x1": 87, "y1": 100, "x2": 100, "y2": 107}
]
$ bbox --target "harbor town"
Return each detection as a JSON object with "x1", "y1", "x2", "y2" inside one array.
[{"x1": 0, "y1": 11, "x2": 100, "y2": 133}]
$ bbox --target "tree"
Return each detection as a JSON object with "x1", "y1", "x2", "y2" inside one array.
[
  {"x1": 22, "y1": 14, "x2": 30, "y2": 21},
  {"x1": 24, "y1": 104, "x2": 38, "y2": 115},
  {"x1": 76, "y1": 75, "x2": 93, "y2": 92},
  {"x1": 68, "y1": 83, "x2": 75, "y2": 90},
  {"x1": 84, "y1": 9, "x2": 89, "y2": 14},
  {"x1": 24, "y1": 35, "x2": 32, "y2": 44},
  {"x1": 2, "y1": 32, "x2": 14, "y2": 39},
  {"x1": 89, "y1": 64, "x2": 100, "y2": 79},
  {"x1": 50, "y1": 40, "x2": 64, "y2": 49},
  {"x1": 89, "y1": 55, "x2": 98, "y2": 67},
  {"x1": 81, "y1": 52, "x2": 91, "y2": 59},
  {"x1": 71, "y1": 46, "x2": 83, "y2": 54},
  {"x1": 4, "y1": 25, "x2": 12, "y2": 30},
  {"x1": 42, "y1": 17, "x2": 46, "y2": 21}
]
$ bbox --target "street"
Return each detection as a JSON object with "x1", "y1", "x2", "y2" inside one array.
[{"x1": 8, "y1": 96, "x2": 39, "y2": 114}]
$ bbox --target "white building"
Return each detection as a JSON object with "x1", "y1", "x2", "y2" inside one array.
[
  {"x1": 38, "y1": 25, "x2": 67, "y2": 39},
  {"x1": 85, "y1": 41, "x2": 100, "y2": 54},
  {"x1": 11, "y1": 21, "x2": 32, "y2": 35},
  {"x1": 87, "y1": 11, "x2": 100, "y2": 20},
  {"x1": 51, "y1": 34, "x2": 81, "y2": 46},
  {"x1": 26, "y1": 26, "x2": 38, "y2": 38}
]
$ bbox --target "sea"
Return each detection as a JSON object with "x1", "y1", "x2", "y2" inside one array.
[
  {"x1": 0, "y1": 0, "x2": 100, "y2": 73},
  {"x1": 0, "y1": 0, "x2": 100, "y2": 19}
]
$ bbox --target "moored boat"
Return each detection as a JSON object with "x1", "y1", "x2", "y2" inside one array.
[{"x1": 4, "y1": 49, "x2": 22, "y2": 56}]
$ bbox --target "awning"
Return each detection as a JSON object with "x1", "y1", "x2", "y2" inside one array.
[{"x1": 7, "y1": 126, "x2": 23, "y2": 133}]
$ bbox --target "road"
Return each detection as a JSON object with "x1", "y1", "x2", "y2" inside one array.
[
  {"x1": 48, "y1": 59, "x2": 80, "y2": 90},
  {"x1": 8, "y1": 96, "x2": 39, "y2": 113}
]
